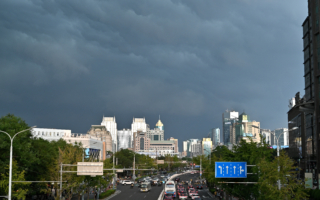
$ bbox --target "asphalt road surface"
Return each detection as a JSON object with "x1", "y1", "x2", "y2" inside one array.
[
  {"x1": 109, "y1": 172, "x2": 216, "y2": 200},
  {"x1": 109, "y1": 181, "x2": 164, "y2": 200},
  {"x1": 173, "y1": 173, "x2": 215, "y2": 200}
]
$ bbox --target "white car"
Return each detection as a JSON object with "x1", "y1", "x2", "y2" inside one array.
[
  {"x1": 190, "y1": 193, "x2": 200, "y2": 199},
  {"x1": 122, "y1": 180, "x2": 134, "y2": 185}
]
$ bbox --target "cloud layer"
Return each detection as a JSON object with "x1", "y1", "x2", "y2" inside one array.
[{"x1": 0, "y1": 0, "x2": 307, "y2": 149}]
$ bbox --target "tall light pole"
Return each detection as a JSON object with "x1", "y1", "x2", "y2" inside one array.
[
  {"x1": 0, "y1": 126, "x2": 36, "y2": 200},
  {"x1": 132, "y1": 153, "x2": 136, "y2": 180}
]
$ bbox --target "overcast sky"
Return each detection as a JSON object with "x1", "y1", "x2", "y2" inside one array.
[{"x1": 0, "y1": 0, "x2": 307, "y2": 150}]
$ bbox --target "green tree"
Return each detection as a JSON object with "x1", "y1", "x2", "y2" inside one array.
[
  {"x1": 0, "y1": 160, "x2": 31, "y2": 200},
  {"x1": 257, "y1": 152, "x2": 308, "y2": 200}
]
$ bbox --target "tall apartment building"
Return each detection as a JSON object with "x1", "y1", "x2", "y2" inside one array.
[
  {"x1": 222, "y1": 110, "x2": 239, "y2": 145},
  {"x1": 101, "y1": 117, "x2": 117, "y2": 152}
]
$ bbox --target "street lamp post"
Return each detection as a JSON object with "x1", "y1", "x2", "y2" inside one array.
[{"x1": 0, "y1": 126, "x2": 36, "y2": 200}]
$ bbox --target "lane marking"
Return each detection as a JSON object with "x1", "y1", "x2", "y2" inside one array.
[{"x1": 144, "y1": 195, "x2": 146, "y2": 198}]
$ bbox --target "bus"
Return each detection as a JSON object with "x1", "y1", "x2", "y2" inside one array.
[{"x1": 164, "y1": 180, "x2": 176, "y2": 197}]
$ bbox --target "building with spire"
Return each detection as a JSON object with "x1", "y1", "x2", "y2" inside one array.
[{"x1": 146, "y1": 116, "x2": 164, "y2": 141}]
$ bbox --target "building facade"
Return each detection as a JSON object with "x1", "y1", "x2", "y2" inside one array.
[
  {"x1": 274, "y1": 128, "x2": 289, "y2": 147},
  {"x1": 202, "y1": 138, "x2": 212, "y2": 156},
  {"x1": 117, "y1": 129, "x2": 132, "y2": 151},
  {"x1": 230, "y1": 113, "x2": 261, "y2": 145},
  {"x1": 208, "y1": 128, "x2": 220, "y2": 147},
  {"x1": 260, "y1": 129, "x2": 273, "y2": 145},
  {"x1": 101, "y1": 117, "x2": 117, "y2": 152},
  {"x1": 222, "y1": 110, "x2": 239, "y2": 145},
  {"x1": 133, "y1": 131, "x2": 151, "y2": 152}
]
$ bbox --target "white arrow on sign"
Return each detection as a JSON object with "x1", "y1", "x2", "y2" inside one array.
[
  {"x1": 240, "y1": 166, "x2": 244, "y2": 174},
  {"x1": 218, "y1": 166, "x2": 222, "y2": 174},
  {"x1": 226, "y1": 166, "x2": 229, "y2": 174},
  {"x1": 233, "y1": 166, "x2": 236, "y2": 174}
]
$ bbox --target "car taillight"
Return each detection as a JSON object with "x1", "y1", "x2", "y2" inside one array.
[{"x1": 196, "y1": 191, "x2": 198, "y2": 193}]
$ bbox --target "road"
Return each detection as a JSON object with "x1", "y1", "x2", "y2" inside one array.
[
  {"x1": 174, "y1": 173, "x2": 215, "y2": 200},
  {"x1": 109, "y1": 172, "x2": 217, "y2": 200},
  {"x1": 109, "y1": 181, "x2": 164, "y2": 200}
]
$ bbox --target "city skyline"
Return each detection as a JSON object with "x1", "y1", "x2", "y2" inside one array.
[{"x1": 0, "y1": 0, "x2": 306, "y2": 152}]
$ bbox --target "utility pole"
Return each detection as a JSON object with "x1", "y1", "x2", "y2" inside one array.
[
  {"x1": 113, "y1": 152, "x2": 115, "y2": 189},
  {"x1": 200, "y1": 156, "x2": 202, "y2": 179},
  {"x1": 132, "y1": 153, "x2": 136, "y2": 180}
]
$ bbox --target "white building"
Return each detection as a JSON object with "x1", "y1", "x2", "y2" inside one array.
[
  {"x1": 274, "y1": 128, "x2": 289, "y2": 147},
  {"x1": 261, "y1": 129, "x2": 272, "y2": 145},
  {"x1": 117, "y1": 129, "x2": 132, "y2": 151},
  {"x1": 101, "y1": 117, "x2": 117, "y2": 152},
  {"x1": 32, "y1": 128, "x2": 71, "y2": 141},
  {"x1": 131, "y1": 118, "x2": 148, "y2": 133}
]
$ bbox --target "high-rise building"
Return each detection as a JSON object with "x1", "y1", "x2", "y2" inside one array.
[
  {"x1": 222, "y1": 110, "x2": 239, "y2": 145},
  {"x1": 117, "y1": 129, "x2": 132, "y2": 150},
  {"x1": 133, "y1": 131, "x2": 150, "y2": 152},
  {"x1": 146, "y1": 118, "x2": 164, "y2": 141},
  {"x1": 202, "y1": 138, "x2": 212, "y2": 156},
  {"x1": 287, "y1": 1, "x2": 320, "y2": 185},
  {"x1": 101, "y1": 117, "x2": 117, "y2": 152},
  {"x1": 230, "y1": 112, "x2": 261, "y2": 145},
  {"x1": 208, "y1": 128, "x2": 220, "y2": 147}
]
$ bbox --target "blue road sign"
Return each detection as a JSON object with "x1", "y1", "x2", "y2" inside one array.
[{"x1": 215, "y1": 162, "x2": 247, "y2": 178}]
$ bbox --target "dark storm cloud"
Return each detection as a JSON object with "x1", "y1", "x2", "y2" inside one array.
[{"x1": 0, "y1": 0, "x2": 306, "y2": 148}]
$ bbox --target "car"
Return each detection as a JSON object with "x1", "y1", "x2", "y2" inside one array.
[
  {"x1": 196, "y1": 184, "x2": 203, "y2": 189},
  {"x1": 164, "y1": 194, "x2": 174, "y2": 200},
  {"x1": 179, "y1": 192, "x2": 188, "y2": 199},
  {"x1": 122, "y1": 180, "x2": 134, "y2": 185},
  {"x1": 191, "y1": 171, "x2": 194, "y2": 174},
  {"x1": 188, "y1": 188, "x2": 198, "y2": 197},
  {"x1": 140, "y1": 182, "x2": 152, "y2": 192},
  {"x1": 188, "y1": 185, "x2": 194, "y2": 190},
  {"x1": 190, "y1": 193, "x2": 200, "y2": 199}
]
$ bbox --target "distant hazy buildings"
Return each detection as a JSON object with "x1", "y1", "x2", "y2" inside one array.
[
  {"x1": 230, "y1": 112, "x2": 261, "y2": 146},
  {"x1": 222, "y1": 110, "x2": 239, "y2": 145}
]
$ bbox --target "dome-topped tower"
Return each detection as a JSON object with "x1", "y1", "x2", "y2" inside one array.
[{"x1": 155, "y1": 115, "x2": 164, "y2": 130}]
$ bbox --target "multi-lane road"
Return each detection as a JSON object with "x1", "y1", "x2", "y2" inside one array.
[{"x1": 110, "y1": 172, "x2": 216, "y2": 200}]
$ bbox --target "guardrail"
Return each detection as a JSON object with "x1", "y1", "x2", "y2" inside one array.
[{"x1": 157, "y1": 172, "x2": 189, "y2": 200}]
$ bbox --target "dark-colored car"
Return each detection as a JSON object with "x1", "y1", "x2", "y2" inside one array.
[
  {"x1": 175, "y1": 177, "x2": 180, "y2": 182},
  {"x1": 196, "y1": 184, "x2": 203, "y2": 189}
]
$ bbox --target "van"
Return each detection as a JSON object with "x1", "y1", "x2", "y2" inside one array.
[{"x1": 140, "y1": 182, "x2": 152, "y2": 192}]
